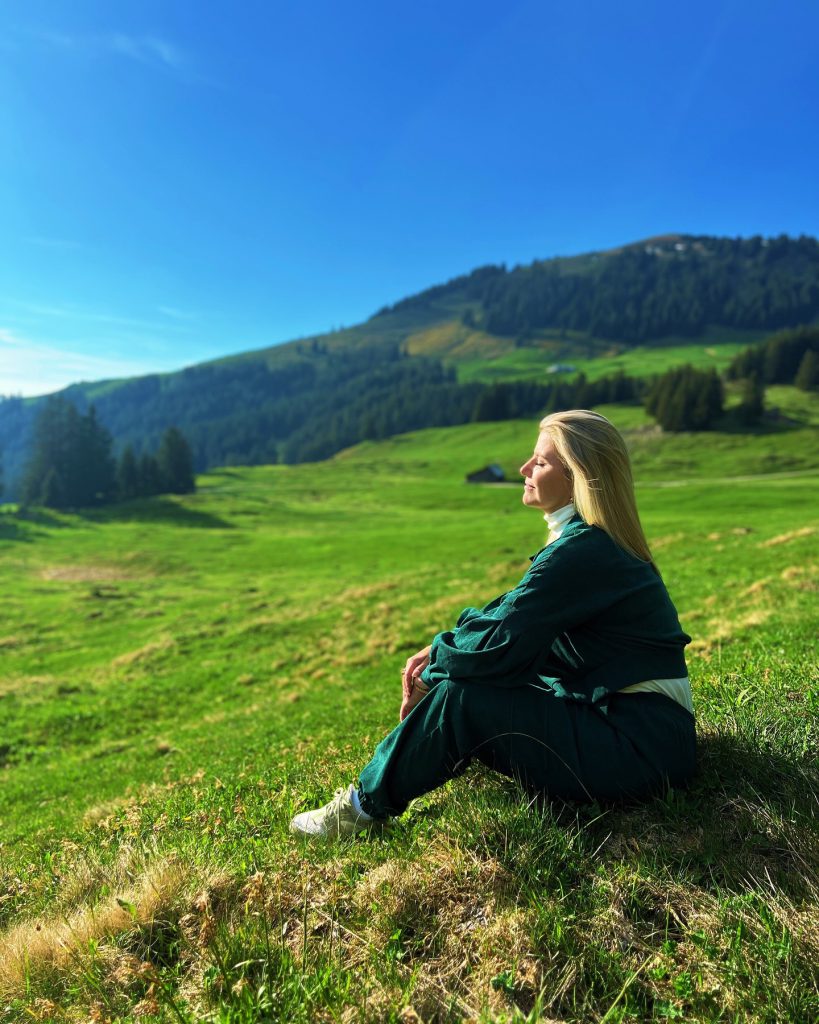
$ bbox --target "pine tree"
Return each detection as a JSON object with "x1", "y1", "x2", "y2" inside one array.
[
  {"x1": 736, "y1": 373, "x2": 765, "y2": 424},
  {"x1": 117, "y1": 445, "x2": 140, "y2": 501},
  {"x1": 472, "y1": 387, "x2": 510, "y2": 422},
  {"x1": 645, "y1": 365, "x2": 724, "y2": 431},
  {"x1": 137, "y1": 454, "x2": 163, "y2": 497},
  {"x1": 157, "y1": 427, "x2": 195, "y2": 494},
  {"x1": 78, "y1": 406, "x2": 117, "y2": 505},
  {"x1": 794, "y1": 349, "x2": 819, "y2": 391},
  {"x1": 39, "y1": 467, "x2": 63, "y2": 508},
  {"x1": 21, "y1": 398, "x2": 116, "y2": 508}
]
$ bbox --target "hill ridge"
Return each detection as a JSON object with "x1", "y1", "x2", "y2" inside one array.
[{"x1": 2, "y1": 231, "x2": 818, "y2": 497}]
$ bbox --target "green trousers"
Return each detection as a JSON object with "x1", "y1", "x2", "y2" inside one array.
[{"x1": 357, "y1": 680, "x2": 696, "y2": 819}]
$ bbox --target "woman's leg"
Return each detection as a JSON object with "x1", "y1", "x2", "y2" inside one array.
[{"x1": 357, "y1": 681, "x2": 696, "y2": 818}]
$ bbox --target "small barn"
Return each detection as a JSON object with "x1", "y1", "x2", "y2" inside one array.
[{"x1": 466, "y1": 463, "x2": 506, "y2": 484}]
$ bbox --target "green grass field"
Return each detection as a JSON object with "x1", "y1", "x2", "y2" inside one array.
[
  {"x1": 1, "y1": 393, "x2": 817, "y2": 1022},
  {"x1": 455, "y1": 327, "x2": 768, "y2": 386}
]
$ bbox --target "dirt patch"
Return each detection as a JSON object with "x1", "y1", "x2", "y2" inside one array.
[{"x1": 39, "y1": 565, "x2": 134, "y2": 583}]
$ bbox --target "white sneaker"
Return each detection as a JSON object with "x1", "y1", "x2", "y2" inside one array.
[{"x1": 289, "y1": 785, "x2": 382, "y2": 838}]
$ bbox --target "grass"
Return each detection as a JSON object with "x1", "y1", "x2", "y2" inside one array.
[
  {"x1": 0, "y1": 392, "x2": 817, "y2": 1022},
  {"x1": 454, "y1": 327, "x2": 768, "y2": 386}
]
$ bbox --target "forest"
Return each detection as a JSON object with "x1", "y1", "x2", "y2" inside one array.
[
  {"x1": 379, "y1": 234, "x2": 819, "y2": 341},
  {"x1": 18, "y1": 396, "x2": 196, "y2": 509}
]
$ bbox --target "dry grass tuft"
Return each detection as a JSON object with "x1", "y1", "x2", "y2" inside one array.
[
  {"x1": 343, "y1": 843, "x2": 546, "y2": 1018},
  {"x1": 111, "y1": 634, "x2": 176, "y2": 668},
  {"x1": 39, "y1": 565, "x2": 136, "y2": 582},
  {"x1": 337, "y1": 579, "x2": 399, "y2": 602},
  {"x1": 81, "y1": 796, "x2": 134, "y2": 828},
  {"x1": 742, "y1": 578, "x2": 771, "y2": 599},
  {"x1": 759, "y1": 525, "x2": 817, "y2": 548},
  {"x1": 738, "y1": 609, "x2": 772, "y2": 629},
  {"x1": 0, "y1": 854, "x2": 190, "y2": 998},
  {"x1": 653, "y1": 533, "x2": 686, "y2": 550},
  {"x1": 781, "y1": 563, "x2": 819, "y2": 590}
]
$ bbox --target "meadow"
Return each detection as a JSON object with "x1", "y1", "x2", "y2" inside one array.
[
  {"x1": 0, "y1": 395, "x2": 817, "y2": 1022},
  {"x1": 452, "y1": 329, "x2": 766, "y2": 386}
]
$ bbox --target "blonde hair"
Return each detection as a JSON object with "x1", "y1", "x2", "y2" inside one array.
[{"x1": 539, "y1": 409, "x2": 654, "y2": 565}]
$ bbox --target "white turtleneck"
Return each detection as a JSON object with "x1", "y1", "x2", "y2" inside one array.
[
  {"x1": 544, "y1": 502, "x2": 576, "y2": 544},
  {"x1": 540, "y1": 502, "x2": 694, "y2": 715}
]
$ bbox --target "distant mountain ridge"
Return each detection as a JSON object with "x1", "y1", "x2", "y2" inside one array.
[{"x1": 1, "y1": 232, "x2": 818, "y2": 498}]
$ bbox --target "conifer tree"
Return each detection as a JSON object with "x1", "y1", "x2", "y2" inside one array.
[
  {"x1": 794, "y1": 349, "x2": 819, "y2": 391},
  {"x1": 137, "y1": 453, "x2": 163, "y2": 497},
  {"x1": 645, "y1": 365, "x2": 724, "y2": 431},
  {"x1": 117, "y1": 445, "x2": 140, "y2": 501},
  {"x1": 736, "y1": 373, "x2": 765, "y2": 425},
  {"x1": 157, "y1": 427, "x2": 195, "y2": 494},
  {"x1": 78, "y1": 406, "x2": 117, "y2": 505},
  {"x1": 21, "y1": 397, "x2": 115, "y2": 508}
]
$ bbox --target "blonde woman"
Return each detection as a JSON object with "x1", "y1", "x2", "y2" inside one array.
[{"x1": 291, "y1": 410, "x2": 696, "y2": 837}]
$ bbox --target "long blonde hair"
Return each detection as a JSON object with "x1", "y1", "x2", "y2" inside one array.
[{"x1": 539, "y1": 409, "x2": 654, "y2": 565}]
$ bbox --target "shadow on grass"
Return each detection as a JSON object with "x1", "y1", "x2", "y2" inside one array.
[
  {"x1": 714, "y1": 409, "x2": 805, "y2": 434},
  {"x1": 82, "y1": 498, "x2": 234, "y2": 530},
  {"x1": 594, "y1": 729, "x2": 818, "y2": 900},
  {"x1": 453, "y1": 728, "x2": 818, "y2": 908},
  {"x1": 0, "y1": 517, "x2": 35, "y2": 543},
  {"x1": 0, "y1": 507, "x2": 68, "y2": 542}
]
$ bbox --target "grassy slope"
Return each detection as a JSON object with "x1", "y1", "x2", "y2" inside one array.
[
  {"x1": 402, "y1": 321, "x2": 767, "y2": 386},
  {"x1": 0, "y1": 394, "x2": 817, "y2": 1022}
]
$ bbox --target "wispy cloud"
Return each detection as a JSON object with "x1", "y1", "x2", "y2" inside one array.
[
  {"x1": 36, "y1": 30, "x2": 185, "y2": 72},
  {"x1": 1, "y1": 297, "x2": 191, "y2": 335},
  {"x1": 157, "y1": 305, "x2": 199, "y2": 321},
  {"x1": 0, "y1": 326, "x2": 176, "y2": 398},
  {"x1": 107, "y1": 33, "x2": 184, "y2": 70}
]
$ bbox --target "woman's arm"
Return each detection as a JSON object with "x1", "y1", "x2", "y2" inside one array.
[{"x1": 423, "y1": 535, "x2": 615, "y2": 689}]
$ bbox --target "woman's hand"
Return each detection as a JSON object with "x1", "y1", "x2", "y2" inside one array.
[
  {"x1": 400, "y1": 644, "x2": 432, "y2": 721},
  {"x1": 399, "y1": 681, "x2": 428, "y2": 722},
  {"x1": 402, "y1": 645, "x2": 431, "y2": 699}
]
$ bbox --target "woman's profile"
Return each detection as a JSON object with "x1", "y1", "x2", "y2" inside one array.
[{"x1": 290, "y1": 409, "x2": 696, "y2": 837}]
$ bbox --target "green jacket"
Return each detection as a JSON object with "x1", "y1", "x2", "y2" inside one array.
[{"x1": 421, "y1": 515, "x2": 690, "y2": 704}]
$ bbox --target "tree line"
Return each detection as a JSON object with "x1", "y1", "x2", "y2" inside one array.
[
  {"x1": 725, "y1": 324, "x2": 819, "y2": 389},
  {"x1": 9, "y1": 369, "x2": 648, "y2": 507},
  {"x1": 20, "y1": 397, "x2": 195, "y2": 510},
  {"x1": 643, "y1": 324, "x2": 819, "y2": 431},
  {"x1": 280, "y1": 369, "x2": 643, "y2": 464},
  {"x1": 377, "y1": 234, "x2": 819, "y2": 343},
  {"x1": 3, "y1": 323, "x2": 816, "y2": 507}
]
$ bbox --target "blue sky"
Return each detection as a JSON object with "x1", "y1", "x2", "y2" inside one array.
[{"x1": 1, "y1": 0, "x2": 817, "y2": 396}]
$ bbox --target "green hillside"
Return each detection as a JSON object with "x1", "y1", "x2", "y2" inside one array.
[
  {"x1": 2, "y1": 232, "x2": 817, "y2": 497},
  {"x1": 1, "y1": 396, "x2": 817, "y2": 1022}
]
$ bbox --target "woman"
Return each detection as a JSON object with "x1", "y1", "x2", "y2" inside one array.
[{"x1": 290, "y1": 410, "x2": 696, "y2": 838}]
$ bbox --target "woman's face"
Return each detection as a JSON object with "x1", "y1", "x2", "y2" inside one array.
[{"x1": 519, "y1": 432, "x2": 573, "y2": 513}]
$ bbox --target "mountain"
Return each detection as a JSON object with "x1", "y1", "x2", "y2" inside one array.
[{"x1": 2, "y1": 232, "x2": 818, "y2": 499}]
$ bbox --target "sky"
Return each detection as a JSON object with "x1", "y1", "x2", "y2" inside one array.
[{"x1": 1, "y1": 0, "x2": 818, "y2": 397}]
